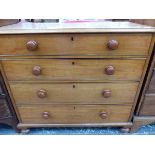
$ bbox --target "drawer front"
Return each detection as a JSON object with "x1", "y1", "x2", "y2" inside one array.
[
  {"x1": 17, "y1": 104, "x2": 132, "y2": 124},
  {"x1": 147, "y1": 69, "x2": 155, "y2": 93},
  {"x1": 10, "y1": 83, "x2": 138, "y2": 104},
  {"x1": 2, "y1": 59, "x2": 145, "y2": 81},
  {"x1": 0, "y1": 99, "x2": 12, "y2": 118},
  {"x1": 0, "y1": 34, "x2": 151, "y2": 56}
]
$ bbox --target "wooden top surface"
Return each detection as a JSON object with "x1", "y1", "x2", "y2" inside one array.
[{"x1": 0, "y1": 21, "x2": 155, "y2": 34}]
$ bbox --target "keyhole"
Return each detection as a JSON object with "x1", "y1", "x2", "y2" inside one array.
[
  {"x1": 71, "y1": 36, "x2": 74, "y2": 41},
  {"x1": 73, "y1": 85, "x2": 76, "y2": 88},
  {"x1": 74, "y1": 106, "x2": 76, "y2": 110},
  {"x1": 72, "y1": 61, "x2": 75, "y2": 65}
]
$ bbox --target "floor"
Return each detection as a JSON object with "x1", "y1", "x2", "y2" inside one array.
[{"x1": 1, "y1": 123, "x2": 155, "y2": 135}]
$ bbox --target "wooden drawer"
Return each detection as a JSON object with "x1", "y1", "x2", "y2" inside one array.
[
  {"x1": 2, "y1": 59, "x2": 145, "y2": 81},
  {"x1": 0, "y1": 34, "x2": 151, "y2": 56},
  {"x1": 17, "y1": 104, "x2": 132, "y2": 124},
  {"x1": 10, "y1": 82, "x2": 138, "y2": 104},
  {"x1": 147, "y1": 69, "x2": 155, "y2": 93}
]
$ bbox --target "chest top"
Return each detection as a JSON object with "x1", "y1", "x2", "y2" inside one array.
[{"x1": 0, "y1": 21, "x2": 155, "y2": 34}]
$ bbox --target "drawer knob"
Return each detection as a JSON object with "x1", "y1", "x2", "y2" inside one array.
[
  {"x1": 32, "y1": 66, "x2": 41, "y2": 76},
  {"x1": 107, "y1": 40, "x2": 119, "y2": 50},
  {"x1": 105, "y1": 66, "x2": 115, "y2": 75},
  {"x1": 26, "y1": 40, "x2": 38, "y2": 51},
  {"x1": 37, "y1": 89, "x2": 47, "y2": 98},
  {"x1": 99, "y1": 112, "x2": 108, "y2": 119},
  {"x1": 42, "y1": 111, "x2": 50, "y2": 119},
  {"x1": 102, "y1": 90, "x2": 111, "y2": 98}
]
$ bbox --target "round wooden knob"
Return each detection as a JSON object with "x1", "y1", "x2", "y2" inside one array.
[
  {"x1": 107, "y1": 40, "x2": 119, "y2": 50},
  {"x1": 99, "y1": 112, "x2": 108, "y2": 119},
  {"x1": 37, "y1": 89, "x2": 47, "y2": 98},
  {"x1": 102, "y1": 90, "x2": 111, "y2": 98},
  {"x1": 42, "y1": 112, "x2": 50, "y2": 119},
  {"x1": 105, "y1": 66, "x2": 115, "y2": 75},
  {"x1": 32, "y1": 66, "x2": 41, "y2": 76},
  {"x1": 26, "y1": 40, "x2": 38, "y2": 51}
]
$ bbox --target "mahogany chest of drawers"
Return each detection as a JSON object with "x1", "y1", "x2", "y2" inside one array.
[{"x1": 0, "y1": 21, "x2": 155, "y2": 133}]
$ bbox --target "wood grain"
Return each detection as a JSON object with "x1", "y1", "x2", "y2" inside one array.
[
  {"x1": 17, "y1": 122, "x2": 133, "y2": 129},
  {"x1": 17, "y1": 104, "x2": 132, "y2": 124},
  {"x1": 0, "y1": 21, "x2": 154, "y2": 130},
  {"x1": 0, "y1": 55, "x2": 147, "y2": 59},
  {"x1": 0, "y1": 34, "x2": 151, "y2": 56},
  {"x1": 2, "y1": 59, "x2": 145, "y2": 81},
  {"x1": 9, "y1": 82, "x2": 139, "y2": 104}
]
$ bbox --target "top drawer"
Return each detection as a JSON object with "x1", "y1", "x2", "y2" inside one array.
[{"x1": 0, "y1": 34, "x2": 151, "y2": 56}]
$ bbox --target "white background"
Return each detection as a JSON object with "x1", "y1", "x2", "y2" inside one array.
[{"x1": 0, "y1": 0, "x2": 155, "y2": 18}]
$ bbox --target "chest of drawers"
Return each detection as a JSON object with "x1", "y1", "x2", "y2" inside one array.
[{"x1": 0, "y1": 21, "x2": 155, "y2": 133}]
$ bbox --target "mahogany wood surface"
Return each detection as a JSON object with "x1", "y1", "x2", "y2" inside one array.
[
  {"x1": 0, "y1": 34, "x2": 151, "y2": 56},
  {"x1": 17, "y1": 122, "x2": 133, "y2": 129},
  {"x1": 17, "y1": 104, "x2": 132, "y2": 124},
  {"x1": 2, "y1": 59, "x2": 145, "y2": 81},
  {"x1": 0, "y1": 21, "x2": 154, "y2": 131},
  {"x1": 9, "y1": 82, "x2": 138, "y2": 104}
]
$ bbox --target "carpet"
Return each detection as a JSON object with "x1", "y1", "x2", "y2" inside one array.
[{"x1": 0, "y1": 123, "x2": 155, "y2": 135}]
